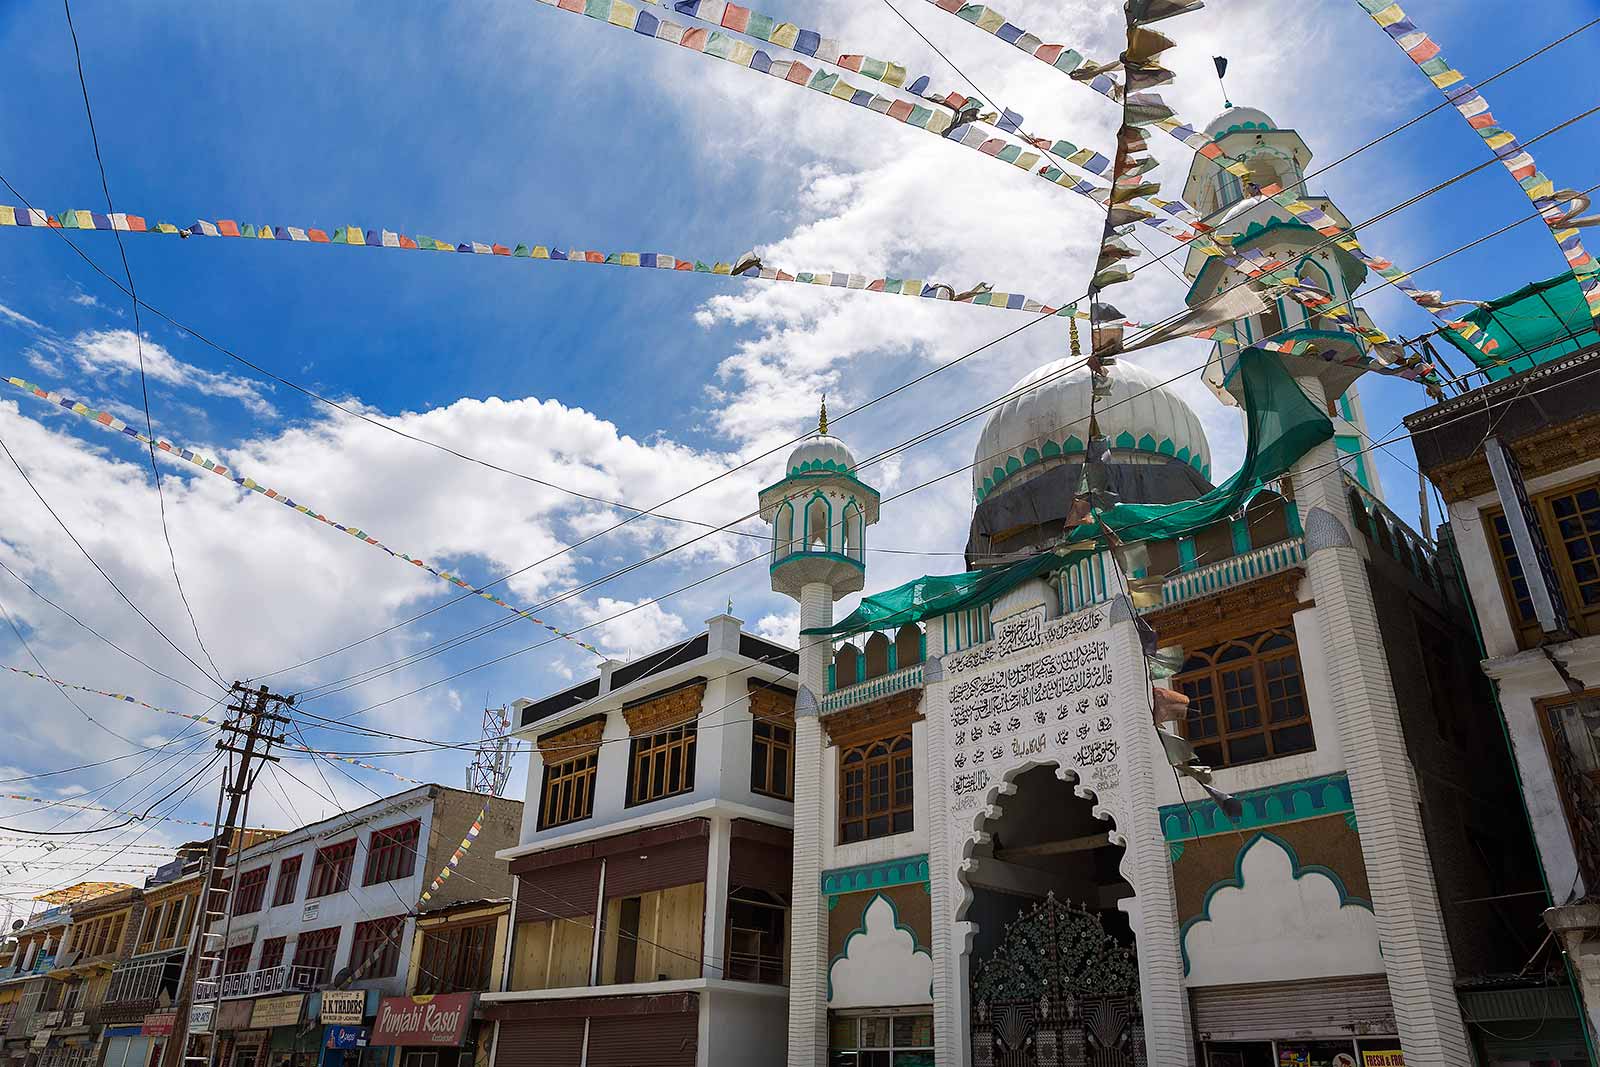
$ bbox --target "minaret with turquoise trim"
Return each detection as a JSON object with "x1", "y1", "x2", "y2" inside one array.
[
  {"x1": 1180, "y1": 103, "x2": 1384, "y2": 502},
  {"x1": 760, "y1": 400, "x2": 879, "y2": 1067}
]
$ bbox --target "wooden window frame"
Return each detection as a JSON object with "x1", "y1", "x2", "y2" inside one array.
[
  {"x1": 751, "y1": 720, "x2": 794, "y2": 801},
  {"x1": 307, "y1": 839, "x2": 357, "y2": 899},
  {"x1": 538, "y1": 753, "x2": 598, "y2": 830},
  {"x1": 222, "y1": 944, "x2": 251, "y2": 976},
  {"x1": 626, "y1": 722, "x2": 698, "y2": 807},
  {"x1": 349, "y1": 916, "x2": 404, "y2": 980},
  {"x1": 272, "y1": 855, "x2": 302, "y2": 908},
  {"x1": 292, "y1": 926, "x2": 341, "y2": 984},
  {"x1": 838, "y1": 730, "x2": 915, "y2": 844},
  {"x1": 257, "y1": 937, "x2": 286, "y2": 971},
  {"x1": 362, "y1": 820, "x2": 420, "y2": 887},
  {"x1": 415, "y1": 921, "x2": 495, "y2": 995},
  {"x1": 1484, "y1": 475, "x2": 1600, "y2": 648},
  {"x1": 232, "y1": 867, "x2": 270, "y2": 916},
  {"x1": 1175, "y1": 627, "x2": 1315, "y2": 769}
]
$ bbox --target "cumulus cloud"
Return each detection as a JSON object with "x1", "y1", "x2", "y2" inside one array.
[
  {"x1": 578, "y1": 596, "x2": 690, "y2": 660},
  {"x1": 59, "y1": 330, "x2": 277, "y2": 418},
  {"x1": 0, "y1": 303, "x2": 44, "y2": 332}
]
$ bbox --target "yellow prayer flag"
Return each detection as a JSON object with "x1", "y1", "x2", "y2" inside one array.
[
  {"x1": 829, "y1": 79, "x2": 855, "y2": 100},
  {"x1": 729, "y1": 39, "x2": 757, "y2": 66},
  {"x1": 769, "y1": 22, "x2": 800, "y2": 48},
  {"x1": 607, "y1": 0, "x2": 637, "y2": 28},
  {"x1": 976, "y1": 9, "x2": 1006, "y2": 33},
  {"x1": 74, "y1": 210, "x2": 94, "y2": 228},
  {"x1": 618, "y1": 252, "x2": 641, "y2": 266},
  {"x1": 1430, "y1": 69, "x2": 1464, "y2": 89},
  {"x1": 531, "y1": 246, "x2": 550, "y2": 259},
  {"x1": 1484, "y1": 131, "x2": 1515, "y2": 150},
  {"x1": 883, "y1": 62, "x2": 907, "y2": 87},
  {"x1": 712, "y1": 263, "x2": 732, "y2": 275},
  {"x1": 0, "y1": 206, "x2": 14, "y2": 226},
  {"x1": 1370, "y1": 2, "x2": 1405, "y2": 27},
  {"x1": 1016, "y1": 152, "x2": 1040, "y2": 172},
  {"x1": 1527, "y1": 178, "x2": 1555, "y2": 200}
]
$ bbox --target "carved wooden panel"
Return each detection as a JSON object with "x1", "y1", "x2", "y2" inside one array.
[
  {"x1": 748, "y1": 680, "x2": 796, "y2": 724},
  {"x1": 622, "y1": 683, "x2": 707, "y2": 736},
  {"x1": 536, "y1": 716, "x2": 605, "y2": 760},
  {"x1": 821, "y1": 690, "x2": 922, "y2": 748},
  {"x1": 1145, "y1": 568, "x2": 1310, "y2": 650}
]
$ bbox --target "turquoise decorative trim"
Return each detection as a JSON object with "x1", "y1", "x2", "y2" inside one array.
[
  {"x1": 825, "y1": 889, "x2": 933, "y2": 1002},
  {"x1": 1211, "y1": 119, "x2": 1274, "y2": 140},
  {"x1": 758, "y1": 469, "x2": 881, "y2": 500},
  {"x1": 1168, "y1": 841, "x2": 1184, "y2": 863},
  {"x1": 1159, "y1": 771, "x2": 1353, "y2": 842},
  {"x1": 975, "y1": 430, "x2": 1210, "y2": 503},
  {"x1": 1178, "y1": 830, "x2": 1373, "y2": 976},
  {"x1": 769, "y1": 550, "x2": 866, "y2": 574},
  {"x1": 820, "y1": 853, "x2": 930, "y2": 896},
  {"x1": 1234, "y1": 216, "x2": 1314, "y2": 246},
  {"x1": 803, "y1": 490, "x2": 833, "y2": 553}
]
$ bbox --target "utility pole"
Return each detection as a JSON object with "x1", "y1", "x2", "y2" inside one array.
[{"x1": 160, "y1": 683, "x2": 291, "y2": 1067}]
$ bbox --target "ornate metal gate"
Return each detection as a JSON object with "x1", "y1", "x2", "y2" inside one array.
[{"x1": 971, "y1": 893, "x2": 1145, "y2": 1067}]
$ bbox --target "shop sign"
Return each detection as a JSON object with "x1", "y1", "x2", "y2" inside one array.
[
  {"x1": 217, "y1": 1000, "x2": 256, "y2": 1032},
  {"x1": 301, "y1": 902, "x2": 320, "y2": 923},
  {"x1": 225, "y1": 925, "x2": 257, "y2": 949},
  {"x1": 189, "y1": 1004, "x2": 214, "y2": 1035},
  {"x1": 249, "y1": 995, "x2": 305, "y2": 1030},
  {"x1": 141, "y1": 1014, "x2": 176, "y2": 1039},
  {"x1": 1361, "y1": 1054, "x2": 1404, "y2": 1067},
  {"x1": 30, "y1": 1030, "x2": 51, "y2": 1050},
  {"x1": 320, "y1": 991, "x2": 366, "y2": 1026},
  {"x1": 323, "y1": 1026, "x2": 369, "y2": 1051},
  {"x1": 40, "y1": 1012, "x2": 64, "y2": 1028},
  {"x1": 369, "y1": 994, "x2": 473, "y2": 1047}
]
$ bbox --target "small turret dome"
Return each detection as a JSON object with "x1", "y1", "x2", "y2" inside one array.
[
  {"x1": 1204, "y1": 106, "x2": 1277, "y2": 140},
  {"x1": 785, "y1": 435, "x2": 856, "y2": 478},
  {"x1": 973, "y1": 357, "x2": 1211, "y2": 502}
]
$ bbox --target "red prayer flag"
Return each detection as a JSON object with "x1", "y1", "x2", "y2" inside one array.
[
  {"x1": 721, "y1": 3, "x2": 749, "y2": 31},
  {"x1": 308, "y1": 228, "x2": 329, "y2": 243}
]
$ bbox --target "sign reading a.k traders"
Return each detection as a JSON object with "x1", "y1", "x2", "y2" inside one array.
[{"x1": 369, "y1": 994, "x2": 473, "y2": 1047}]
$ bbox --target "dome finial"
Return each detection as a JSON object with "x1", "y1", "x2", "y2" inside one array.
[{"x1": 818, "y1": 394, "x2": 828, "y2": 436}]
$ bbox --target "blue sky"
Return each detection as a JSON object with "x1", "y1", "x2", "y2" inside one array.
[{"x1": 0, "y1": 0, "x2": 1596, "y2": 904}]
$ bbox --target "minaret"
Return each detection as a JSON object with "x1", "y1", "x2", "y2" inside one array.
[
  {"x1": 1183, "y1": 107, "x2": 1472, "y2": 1059},
  {"x1": 1179, "y1": 104, "x2": 1384, "y2": 500},
  {"x1": 758, "y1": 401, "x2": 879, "y2": 1067}
]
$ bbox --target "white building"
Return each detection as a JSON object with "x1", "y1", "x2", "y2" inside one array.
[
  {"x1": 1407, "y1": 341, "x2": 1600, "y2": 1059},
  {"x1": 485, "y1": 617, "x2": 799, "y2": 1067},
  {"x1": 764, "y1": 106, "x2": 1553, "y2": 1067},
  {"x1": 198, "y1": 786, "x2": 520, "y2": 1067}
]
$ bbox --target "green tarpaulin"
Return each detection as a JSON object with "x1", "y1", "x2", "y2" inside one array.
[
  {"x1": 804, "y1": 348, "x2": 1333, "y2": 638},
  {"x1": 1439, "y1": 270, "x2": 1600, "y2": 381}
]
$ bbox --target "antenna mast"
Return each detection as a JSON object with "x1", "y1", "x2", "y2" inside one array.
[{"x1": 466, "y1": 706, "x2": 513, "y2": 796}]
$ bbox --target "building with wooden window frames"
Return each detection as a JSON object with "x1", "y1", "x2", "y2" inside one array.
[
  {"x1": 487, "y1": 614, "x2": 798, "y2": 1067},
  {"x1": 1408, "y1": 341, "x2": 1600, "y2": 1058}
]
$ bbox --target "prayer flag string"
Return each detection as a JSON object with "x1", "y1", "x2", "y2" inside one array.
[
  {"x1": 3, "y1": 376, "x2": 607, "y2": 659},
  {"x1": 0, "y1": 790, "x2": 217, "y2": 828},
  {"x1": 910, "y1": 0, "x2": 1498, "y2": 357},
  {"x1": 1357, "y1": 0, "x2": 1600, "y2": 320},
  {"x1": 418, "y1": 802, "x2": 488, "y2": 904},
  {"x1": 0, "y1": 664, "x2": 428, "y2": 785}
]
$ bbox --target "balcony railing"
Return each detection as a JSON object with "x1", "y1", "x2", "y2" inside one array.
[
  {"x1": 1158, "y1": 538, "x2": 1306, "y2": 608},
  {"x1": 105, "y1": 957, "x2": 173, "y2": 1007},
  {"x1": 194, "y1": 965, "x2": 320, "y2": 1001},
  {"x1": 819, "y1": 662, "x2": 924, "y2": 714}
]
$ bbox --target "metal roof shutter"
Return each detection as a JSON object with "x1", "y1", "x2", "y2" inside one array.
[
  {"x1": 584, "y1": 1011, "x2": 697, "y2": 1067},
  {"x1": 1190, "y1": 975, "x2": 1396, "y2": 1043},
  {"x1": 602, "y1": 837, "x2": 708, "y2": 899},
  {"x1": 517, "y1": 863, "x2": 599, "y2": 922},
  {"x1": 728, "y1": 836, "x2": 792, "y2": 896},
  {"x1": 493, "y1": 1019, "x2": 584, "y2": 1067}
]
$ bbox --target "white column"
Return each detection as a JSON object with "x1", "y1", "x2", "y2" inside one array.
[
  {"x1": 1107, "y1": 602, "x2": 1193, "y2": 1067},
  {"x1": 702, "y1": 817, "x2": 730, "y2": 980},
  {"x1": 921, "y1": 630, "x2": 969, "y2": 1067},
  {"x1": 788, "y1": 582, "x2": 833, "y2": 1067},
  {"x1": 1292, "y1": 374, "x2": 1472, "y2": 1065}
]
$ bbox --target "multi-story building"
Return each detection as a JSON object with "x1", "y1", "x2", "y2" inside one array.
[
  {"x1": 746, "y1": 103, "x2": 1553, "y2": 1067},
  {"x1": 1407, "y1": 338, "x2": 1600, "y2": 1059},
  {"x1": 191, "y1": 786, "x2": 519, "y2": 1067},
  {"x1": 484, "y1": 615, "x2": 798, "y2": 1067},
  {"x1": 43, "y1": 887, "x2": 142, "y2": 1067}
]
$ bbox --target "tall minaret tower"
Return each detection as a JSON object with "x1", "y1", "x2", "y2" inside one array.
[
  {"x1": 758, "y1": 400, "x2": 879, "y2": 1067},
  {"x1": 1179, "y1": 104, "x2": 1384, "y2": 500},
  {"x1": 1184, "y1": 108, "x2": 1472, "y2": 1058}
]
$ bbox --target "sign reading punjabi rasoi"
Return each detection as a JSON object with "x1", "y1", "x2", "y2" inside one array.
[{"x1": 369, "y1": 993, "x2": 473, "y2": 1047}]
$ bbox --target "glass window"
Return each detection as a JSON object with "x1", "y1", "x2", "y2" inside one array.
[
  {"x1": 232, "y1": 867, "x2": 270, "y2": 916},
  {"x1": 828, "y1": 1011, "x2": 934, "y2": 1067},
  {"x1": 257, "y1": 937, "x2": 286, "y2": 971},
  {"x1": 538, "y1": 752, "x2": 598, "y2": 829},
  {"x1": 1486, "y1": 477, "x2": 1600, "y2": 647},
  {"x1": 272, "y1": 856, "x2": 302, "y2": 908},
  {"x1": 362, "y1": 821, "x2": 420, "y2": 886},
  {"x1": 291, "y1": 926, "x2": 340, "y2": 984},
  {"x1": 751, "y1": 720, "x2": 794, "y2": 800},
  {"x1": 307, "y1": 840, "x2": 357, "y2": 898},
  {"x1": 839, "y1": 733, "x2": 914, "y2": 844},
  {"x1": 1176, "y1": 628, "x2": 1314, "y2": 768},
  {"x1": 627, "y1": 722, "x2": 697, "y2": 806},
  {"x1": 349, "y1": 916, "x2": 404, "y2": 979}
]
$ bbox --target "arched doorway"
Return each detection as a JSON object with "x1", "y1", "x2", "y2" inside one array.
[{"x1": 963, "y1": 766, "x2": 1144, "y2": 1067}]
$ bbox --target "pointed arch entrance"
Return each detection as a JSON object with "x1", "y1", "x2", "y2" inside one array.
[{"x1": 962, "y1": 765, "x2": 1144, "y2": 1067}]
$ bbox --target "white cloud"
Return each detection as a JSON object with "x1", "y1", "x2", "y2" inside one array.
[
  {"x1": 1182, "y1": 833, "x2": 1382, "y2": 986},
  {"x1": 578, "y1": 596, "x2": 689, "y2": 660},
  {"x1": 0, "y1": 303, "x2": 44, "y2": 332},
  {"x1": 69, "y1": 292, "x2": 104, "y2": 310},
  {"x1": 63, "y1": 330, "x2": 276, "y2": 418},
  {"x1": 753, "y1": 610, "x2": 798, "y2": 644},
  {"x1": 829, "y1": 893, "x2": 933, "y2": 1008}
]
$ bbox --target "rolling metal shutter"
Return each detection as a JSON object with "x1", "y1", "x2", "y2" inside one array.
[
  {"x1": 492, "y1": 1019, "x2": 585, "y2": 1067},
  {"x1": 602, "y1": 836, "x2": 709, "y2": 899},
  {"x1": 584, "y1": 1012, "x2": 698, "y2": 1067},
  {"x1": 728, "y1": 830, "x2": 792, "y2": 896},
  {"x1": 1190, "y1": 974, "x2": 1396, "y2": 1043},
  {"x1": 517, "y1": 862, "x2": 599, "y2": 921}
]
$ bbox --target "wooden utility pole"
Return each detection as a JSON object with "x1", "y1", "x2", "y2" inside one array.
[{"x1": 160, "y1": 683, "x2": 291, "y2": 1067}]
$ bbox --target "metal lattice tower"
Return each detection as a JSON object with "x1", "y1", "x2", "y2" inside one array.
[{"x1": 466, "y1": 706, "x2": 513, "y2": 796}]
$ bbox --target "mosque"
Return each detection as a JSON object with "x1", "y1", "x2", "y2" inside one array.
[{"x1": 490, "y1": 106, "x2": 1551, "y2": 1067}]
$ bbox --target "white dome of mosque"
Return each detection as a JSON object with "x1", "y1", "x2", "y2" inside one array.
[
  {"x1": 1204, "y1": 105, "x2": 1278, "y2": 140},
  {"x1": 786, "y1": 434, "x2": 857, "y2": 478},
  {"x1": 973, "y1": 358, "x2": 1211, "y2": 502}
]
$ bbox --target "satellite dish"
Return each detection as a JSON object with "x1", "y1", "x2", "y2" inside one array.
[
  {"x1": 332, "y1": 967, "x2": 353, "y2": 987},
  {"x1": 9, "y1": 920, "x2": 21, "y2": 932}
]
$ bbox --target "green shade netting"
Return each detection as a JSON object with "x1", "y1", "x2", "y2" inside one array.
[
  {"x1": 1438, "y1": 270, "x2": 1600, "y2": 381},
  {"x1": 804, "y1": 348, "x2": 1332, "y2": 638}
]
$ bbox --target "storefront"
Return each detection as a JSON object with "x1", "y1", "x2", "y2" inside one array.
[
  {"x1": 313, "y1": 992, "x2": 377, "y2": 1067},
  {"x1": 137, "y1": 1012, "x2": 176, "y2": 1067},
  {"x1": 369, "y1": 995, "x2": 474, "y2": 1067},
  {"x1": 100, "y1": 1027, "x2": 150, "y2": 1067},
  {"x1": 1192, "y1": 976, "x2": 1404, "y2": 1066}
]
